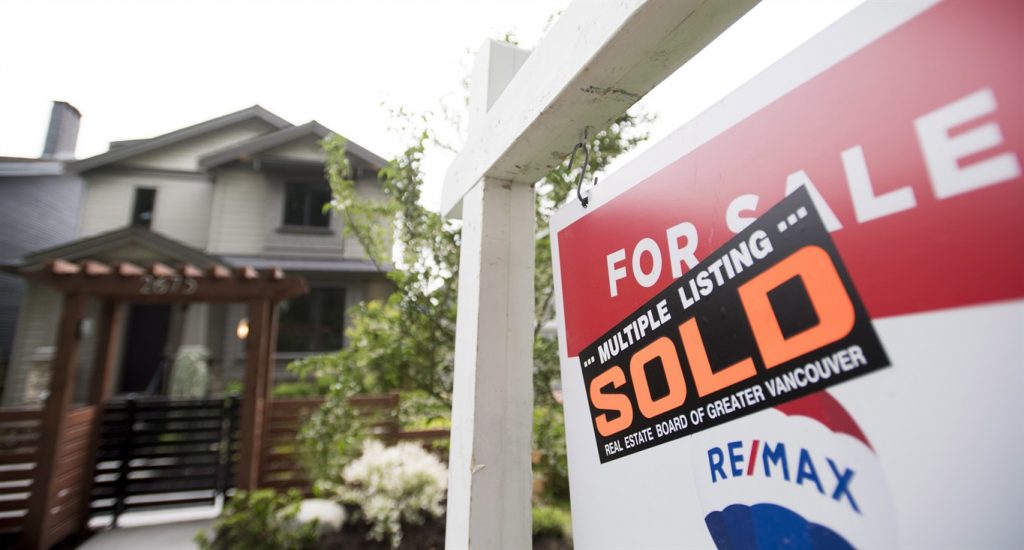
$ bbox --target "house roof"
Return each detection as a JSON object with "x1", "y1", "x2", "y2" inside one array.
[
  {"x1": 198, "y1": 120, "x2": 387, "y2": 170},
  {"x1": 220, "y1": 255, "x2": 390, "y2": 274},
  {"x1": 0, "y1": 156, "x2": 64, "y2": 177},
  {"x1": 66, "y1": 105, "x2": 293, "y2": 174},
  {"x1": 19, "y1": 226, "x2": 223, "y2": 271}
]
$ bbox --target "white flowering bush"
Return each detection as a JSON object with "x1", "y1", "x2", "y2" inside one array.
[{"x1": 329, "y1": 440, "x2": 447, "y2": 548}]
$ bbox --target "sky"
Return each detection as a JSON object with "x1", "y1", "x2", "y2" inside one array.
[{"x1": 0, "y1": 0, "x2": 864, "y2": 210}]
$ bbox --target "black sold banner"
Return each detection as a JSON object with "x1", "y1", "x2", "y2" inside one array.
[{"x1": 581, "y1": 188, "x2": 889, "y2": 463}]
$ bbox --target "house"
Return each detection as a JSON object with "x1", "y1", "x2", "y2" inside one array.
[
  {"x1": 1, "y1": 105, "x2": 392, "y2": 406},
  {"x1": 0, "y1": 102, "x2": 85, "y2": 397}
]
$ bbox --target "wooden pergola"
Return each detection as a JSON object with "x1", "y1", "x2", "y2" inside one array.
[{"x1": 17, "y1": 258, "x2": 307, "y2": 549}]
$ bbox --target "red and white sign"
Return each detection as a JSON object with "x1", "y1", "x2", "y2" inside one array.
[
  {"x1": 556, "y1": 0, "x2": 1023, "y2": 358},
  {"x1": 551, "y1": 1, "x2": 1023, "y2": 547}
]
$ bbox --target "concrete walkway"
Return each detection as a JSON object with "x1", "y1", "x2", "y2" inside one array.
[
  {"x1": 78, "y1": 518, "x2": 211, "y2": 548},
  {"x1": 78, "y1": 518, "x2": 212, "y2": 549}
]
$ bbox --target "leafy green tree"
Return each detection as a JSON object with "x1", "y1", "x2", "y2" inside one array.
[{"x1": 292, "y1": 105, "x2": 650, "y2": 499}]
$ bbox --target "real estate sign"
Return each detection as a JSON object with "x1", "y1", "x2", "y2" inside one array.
[{"x1": 550, "y1": 1, "x2": 1023, "y2": 547}]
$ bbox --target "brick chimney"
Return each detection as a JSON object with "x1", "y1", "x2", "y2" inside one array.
[{"x1": 41, "y1": 101, "x2": 80, "y2": 160}]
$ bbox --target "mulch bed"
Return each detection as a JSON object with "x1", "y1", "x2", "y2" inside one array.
[{"x1": 316, "y1": 512, "x2": 572, "y2": 549}]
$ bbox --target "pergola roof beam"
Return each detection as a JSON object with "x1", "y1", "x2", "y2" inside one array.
[{"x1": 22, "y1": 260, "x2": 308, "y2": 303}]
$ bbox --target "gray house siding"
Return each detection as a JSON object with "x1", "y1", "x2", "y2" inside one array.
[
  {"x1": 0, "y1": 275, "x2": 24, "y2": 367},
  {"x1": 0, "y1": 174, "x2": 83, "y2": 370}
]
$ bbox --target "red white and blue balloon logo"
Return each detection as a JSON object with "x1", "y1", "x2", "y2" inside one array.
[{"x1": 692, "y1": 391, "x2": 896, "y2": 549}]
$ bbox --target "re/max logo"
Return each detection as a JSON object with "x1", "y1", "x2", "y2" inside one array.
[{"x1": 707, "y1": 439, "x2": 860, "y2": 513}]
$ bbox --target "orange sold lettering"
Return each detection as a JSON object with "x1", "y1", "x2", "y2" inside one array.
[
  {"x1": 630, "y1": 336, "x2": 689, "y2": 418},
  {"x1": 679, "y1": 318, "x2": 757, "y2": 397},
  {"x1": 590, "y1": 366, "x2": 634, "y2": 437},
  {"x1": 738, "y1": 245, "x2": 855, "y2": 369}
]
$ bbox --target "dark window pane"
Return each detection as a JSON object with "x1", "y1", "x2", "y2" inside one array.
[
  {"x1": 283, "y1": 181, "x2": 331, "y2": 227},
  {"x1": 277, "y1": 293, "x2": 313, "y2": 352},
  {"x1": 283, "y1": 184, "x2": 307, "y2": 226},
  {"x1": 318, "y1": 288, "x2": 346, "y2": 350},
  {"x1": 277, "y1": 287, "x2": 346, "y2": 352},
  {"x1": 132, "y1": 188, "x2": 156, "y2": 227},
  {"x1": 308, "y1": 186, "x2": 331, "y2": 227}
]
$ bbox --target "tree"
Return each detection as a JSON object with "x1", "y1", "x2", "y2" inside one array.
[{"x1": 292, "y1": 95, "x2": 651, "y2": 501}]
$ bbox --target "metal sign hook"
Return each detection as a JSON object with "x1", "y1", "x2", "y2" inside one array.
[{"x1": 569, "y1": 129, "x2": 597, "y2": 208}]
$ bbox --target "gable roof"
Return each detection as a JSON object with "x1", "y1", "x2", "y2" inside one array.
[
  {"x1": 198, "y1": 120, "x2": 387, "y2": 170},
  {"x1": 67, "y1": 105, "x2": 293, "y2": 174},
  {"x1": 19, "y1": 226, "x2": 222, "y2": 271}
]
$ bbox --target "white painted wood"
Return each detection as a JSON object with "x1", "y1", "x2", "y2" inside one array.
[
  {"x1": 466, "y1": 41, "x2": 532, "y2": 141},
  {"x1": 445, "y1": 40, "x2": 534, "y2": 550},
  {"x1": 441, "y1": 0, "x2": 759, "y2": 216},
  {"x1": 446, "y1": 177, "x2": 535, "y2": 550},
  {"x1": 443, "y1": 3, "x2": 760, "y2": 545}
]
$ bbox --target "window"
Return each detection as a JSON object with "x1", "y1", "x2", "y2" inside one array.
[
  {"x1": 131, "y1": 188, "x2": 156, "y2": 227},
  {"x1": 283, "y1": 181, "x2": 331, "y2": 228},
  {"x1": 277, "y1": 287, "x2": 346, "y2": 352}
]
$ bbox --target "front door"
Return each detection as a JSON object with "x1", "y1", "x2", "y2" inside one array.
[{"x1": 119, "y1": 304, "x2": 171, "y2": 394}]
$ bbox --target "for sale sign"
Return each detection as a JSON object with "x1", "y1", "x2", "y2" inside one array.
[
  {"x1": 582, "y1": 188, "x2": 889, "y2": 463},
  {"x1": 550, "y1": 1, "x2": 1023, "y2": 548}
]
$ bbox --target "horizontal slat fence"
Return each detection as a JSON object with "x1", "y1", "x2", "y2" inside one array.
[
  {"x1": 259, "y1": 398, "x2": 326, "y2": 492},
  {"x1": 259, "y1": 393, "x2": 450, "y2": 493},
  {"x1": 0, "y1": 391, "x2": 451, "y2": 540},
  {"x1": 0, "y1": 407, "x2": 42, "y2": 540},
  {"x1": 89, "y1": 396, "x2": 239, "y2": 526}
]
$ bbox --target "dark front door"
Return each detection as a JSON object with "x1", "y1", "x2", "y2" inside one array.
[{"x1": 119, "y1": 304, "x2": 171, "y2": 394}]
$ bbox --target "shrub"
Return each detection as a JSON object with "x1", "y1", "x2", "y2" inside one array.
[
  {"x1": 272, "y1": 381, "x2": 325, "y2": 398},
  {"x1": 195, "y1": 489, "x2": 319, "y2": 550},
  {"x1": 533, "y1": 504, "x2": 572, "y2": 540},
  {"x1": 534, "y1": 403, "x2": 570, "y2": 503},
  {"x1": 169, "y1": 346, "x2": 209, "y2": 397},
  {"x1": 299, "y1": 392, "x2": 372, "y2": 482},
  {"x1": 398, "y1": 390, "x2": 452, "y2": 454},
  {"x1": 322, "y1": 440, "x2": 447, "y2": 548}
]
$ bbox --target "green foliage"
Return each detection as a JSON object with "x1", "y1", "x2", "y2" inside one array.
[
  {"x1": 224, "y1": 380, "x2": 243, "y2": 396},
  {"x1": 169, "y1": 347, "x2": 210, "y2": 397},
  {"x1": 532, "y1": 504, "x2": 572, "y2": 539},
  {"x1": 272, "y1": 381, "x2": 326, "y2": 398},
  {"x1": 297, "y1": 68, "x2": 650, "y2": 502},
  {"x1": 399, "y1": 390, "x2": 452, "y2": 454},
  {"x1": 195, "y1": 489, "x2": 318, "y2": 550},
  {"x1": 298, "y1": 392, "x2": 373, "y2": 483},
  {"x1": 300, "y1": 132, "x2": 458, "y2": 404},
  {"x1": 288, "y1": 132, "x2": 460, "y2": 477},
  {"x1": 533, "y1": 402, "x2": 569, "y2": 504}
]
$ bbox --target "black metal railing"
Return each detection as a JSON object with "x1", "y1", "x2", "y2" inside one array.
[{"x1": 88, "y1": 395, "x2": 239, "y2": 526}]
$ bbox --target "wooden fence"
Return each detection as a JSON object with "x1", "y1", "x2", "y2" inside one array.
[
  {"x1": 259, "y1": 398, "x2": 326, "y2": 492},
  {"x1": 0, "y1": 407, "x2": 42, "y2": 540},
  {"x1": 260, "y1": 393, "x2": 450, "y2": 493},
  {"x1": 40, "y1": 405, "x2": 96, "y2": 547},
  {"x1": 0, "y1": 405, "x2": 96, "y2": 548},
  {"x1": 0, "y1": 392, "x2": 449, "y2": 545}
]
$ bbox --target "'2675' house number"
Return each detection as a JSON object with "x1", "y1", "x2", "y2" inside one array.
[{"x1": 139, "y1": 274, "x2": 198, "y2": 296}]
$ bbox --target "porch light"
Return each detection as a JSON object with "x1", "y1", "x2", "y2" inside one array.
[{"x1": 236, "y1": 317, "x2": 249, "y2": 340}]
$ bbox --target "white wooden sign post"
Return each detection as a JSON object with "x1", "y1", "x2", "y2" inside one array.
[{"x1": 441, "y1": 2, "x2": 758, "y2": 548}]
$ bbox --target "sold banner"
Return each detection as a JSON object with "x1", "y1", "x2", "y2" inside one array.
[
  {"x1": 550, "y1": 1, "x2": 1023, "y2": 548},
  {"x1": 582, "y1": 188, "x2": 889, "y2": 463}
]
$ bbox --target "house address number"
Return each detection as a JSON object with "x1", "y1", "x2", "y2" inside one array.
[{"x1": 139, "y1": 274, "x2": 199, "y2": 296}]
